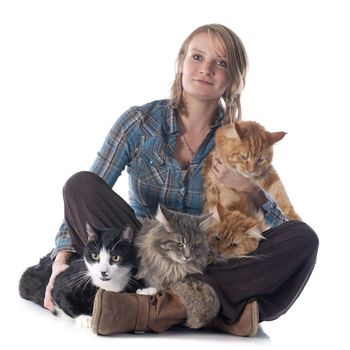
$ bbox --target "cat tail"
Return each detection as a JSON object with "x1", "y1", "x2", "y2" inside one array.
[
  {"x1": 171, "y1": 277, "x2": 220, "y2": 329},
  {"x1": 19, "y1": 253, "x2": 53, "y2": 307}
]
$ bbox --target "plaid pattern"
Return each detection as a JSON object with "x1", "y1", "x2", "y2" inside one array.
[{"x1": 52, "y1": 99, "x2": 287, "y2": 257}]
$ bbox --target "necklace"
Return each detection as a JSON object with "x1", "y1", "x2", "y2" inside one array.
[
  {"x1": 176, "y1": 114, "x2": 210, "y2": 170},
  {"x1": 182, "y1": 133, "x2": 195, "y2": 158},
  {"x1": 181, "y1": 132, "x2": 195, "y2": 170}
]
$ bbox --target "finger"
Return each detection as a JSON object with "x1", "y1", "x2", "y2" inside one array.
[
  {"x1": 44, "y1": 283, "x2": 55, "y2": 311},
  {"x1": 211, "y1": 157, "x2": 221, "y2": 170},
  {"x1": 44, "y1": 294, "x2": 55, "y2": 312},
  {"x1": 211, "y1": 164, "x2": 220, "y2": 175}
]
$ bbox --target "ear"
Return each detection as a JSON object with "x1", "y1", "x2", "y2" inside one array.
[
  {"x1": 223, "y1": 123, "x2": 240, "y2": 140},
  {"x1": 216, "y1": 202, "x2": 230, "y2": 221},
  {"x1": 155, "y1": 204, "x2": 172, "y2": 229},
  {"x1": 86, "y1": 223, "x2": 98, "y2": 241},
  {"x1": 246, "y1": 224, "x2": 265, "y2": 241},
  {"x1": 197, "y1": 213, "x2": 213, "y2": 231},
  {"x1": 234, "y1": 122, "x2": 247, "y2": 140},
  {"x1": 121, "y1": 225, "x2": 133, "y2": 242},
  {"x1": 267, "y1": 131, "x2": 286, "y2": 145}
]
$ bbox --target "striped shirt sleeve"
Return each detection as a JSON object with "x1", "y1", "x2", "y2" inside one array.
[{"x1": 51, "y1": 106, "x2": 141, "y2": 259}]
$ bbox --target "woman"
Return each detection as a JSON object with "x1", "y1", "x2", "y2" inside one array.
[{"x1": 45, "y1": 24, "x2": 318, "y2": 336}]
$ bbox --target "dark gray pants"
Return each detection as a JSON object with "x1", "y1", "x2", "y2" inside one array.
[{"x1": 63, "y1": 171, "x2": 319, "y2": 325}]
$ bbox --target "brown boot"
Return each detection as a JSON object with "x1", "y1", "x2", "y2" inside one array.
[
  {"x1": 91, "y1": 289, "x2": 187, "y2": 335},
  {"x1": 211, "y1": 301, "x2": 259, "y2": 337}
]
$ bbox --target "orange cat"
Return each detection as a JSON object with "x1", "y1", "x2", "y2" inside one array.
[
  {"x1": 203, "y1": 121, "x2": 301, "y2": 223},
  {"x1": 207, "y1": 203, "x2": 267, "y2": 262}
]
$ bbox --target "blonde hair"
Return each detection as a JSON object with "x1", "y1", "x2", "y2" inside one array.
[{"x1": 170, "y1": 24, "x2": 248, "y2": 123}]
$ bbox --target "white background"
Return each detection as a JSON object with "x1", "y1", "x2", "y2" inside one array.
[{"x1": 1, "y1": 0, "x2": 349, "y2": 348}]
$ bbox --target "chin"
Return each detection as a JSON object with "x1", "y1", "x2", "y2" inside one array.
[{"x1": 183, "y1": 89, "x2": 221, "y2": 102}]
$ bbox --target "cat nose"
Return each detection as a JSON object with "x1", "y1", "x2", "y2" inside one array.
[{"x1": 101, "y1": 271, "x2": 108, "y2": 277}]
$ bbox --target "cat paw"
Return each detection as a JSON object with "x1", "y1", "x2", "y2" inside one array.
[
  {"x1": 75, "y1": 315, "x2": 92, "y2": 328},
  {"x1": 136, "y1": 287, "x2": 157, "y2": 295}
]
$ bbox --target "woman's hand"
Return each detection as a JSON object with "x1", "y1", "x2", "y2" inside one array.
[
  {"x1": 211, "y1": 154, "x2": 267, "y2": 207},
  {"x1": 43, "y1": 251, "x2": 70, "y2": 312},
  {"x1": 211, "y1": 155, "x2": 253, "y2": 192}
]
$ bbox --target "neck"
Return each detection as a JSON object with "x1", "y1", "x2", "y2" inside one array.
[{"x1": 179, "y1": 94, "x2": 219, "y2": 133}]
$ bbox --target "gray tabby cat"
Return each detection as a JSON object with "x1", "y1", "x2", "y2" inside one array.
[
  {"x1": 135, "y1": 205, "x2": 221, "y2": 329},
  {"x1": 135, "y1": 205, "x2": 212, "y2": 295}
]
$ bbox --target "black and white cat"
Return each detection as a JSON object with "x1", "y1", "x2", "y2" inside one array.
[{"x1": 19, "y1": 224, "x2": 139, "y2": 326}]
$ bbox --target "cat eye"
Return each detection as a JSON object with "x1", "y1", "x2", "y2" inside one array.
[
  {"x1": 91, "y1": 253, "x2": 99, "y2": 261},
  {"x1": 111, "y1": 255, "x2": 120, "y2": 262},
  {"x1": 257, "y1": 158, "x2": 264, "y2": 163},
  {"x1": 240, "y1": 154, "x2": 248, "y2": 160},
  {"x1": 177, "y1": 242, "x2": 184, "y2": 248},
  {"x1": 229, "y1": 242, "x2": 238, "y2": 247},
  {"x1": 214, "y1": 236, "x2": 220, "y2": 242}
]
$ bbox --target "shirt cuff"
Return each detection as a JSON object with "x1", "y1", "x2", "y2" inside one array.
[
  {"x1": 261, "y1": 190, "x2": 276, "y2": 212},
  {"x1": 51, "y1": 236, "x2": 76, "y2": 260},
  {"x1": 260, "y1": 189, "x2": 288, "y2": 228}
]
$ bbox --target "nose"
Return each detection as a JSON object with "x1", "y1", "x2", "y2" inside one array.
[
  {"x1": 101, "y1": 271, "x2": 108, "y2": 277},
  {"x1": 199, "y1": 61, "x2": 213, "y2": 75},
  {"x1": 248, "y1": 164, "x2": 256, "y2": 174}
]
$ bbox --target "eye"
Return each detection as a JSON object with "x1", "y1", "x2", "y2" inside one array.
[
  {"x1": 192, "y1": 54, "x2": 202, "y2": 61},
  {"x1": 240, "y1": 154, "x2": 248, "y2": 160},
  {"x1": 216, "y1": 59, "x2": 227, "y2": 67},
  {"x1": 111, "y1": 255, "x2": 120, "y2": 262},
  {"x1": 177, "y1": 242, "x2": 184, "y2": 248},
  {"x1": 214, "y1": 236, "x2": 220, "y2": 242},
  {"x1": 229, "y1": 242, "x2": 238, "y2": 247},
  {"x1": 257, "y1": 157, "x2": 264, "y2": 163},
  {"x1": 91, "y1": 253, "x2": 99, "y2": 261}
]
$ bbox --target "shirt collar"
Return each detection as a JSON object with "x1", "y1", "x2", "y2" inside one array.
[
  {"x1": 163, "y1": 101, "x2": 225, "y2": 135},
  {"x1": 165, "y1": 103, "x2": 180, "y2": 135}
]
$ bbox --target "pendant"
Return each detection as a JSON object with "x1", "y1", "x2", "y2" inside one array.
[{"x1": 182, "y1": 161, "x2": 190, "y2": 170}]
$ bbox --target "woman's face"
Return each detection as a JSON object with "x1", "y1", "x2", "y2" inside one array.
[{"x1": 181, "y1": 32, "x2": 229, "y2": 103}]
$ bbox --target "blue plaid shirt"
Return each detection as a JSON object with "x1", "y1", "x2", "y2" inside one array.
[{"x1": 52, "y1": 99, "x2": 287, "y2": 257}]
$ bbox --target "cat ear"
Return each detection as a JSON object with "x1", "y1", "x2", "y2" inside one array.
[
  {"x1": 223, "y1": 123, "x2": 240, "y2": 140},
  {"x1": 216, "y1": 202, "x2": 230, "y2": 221},
  {"x1": 246, "y1": 224, "x2": 266, "y2": 241},
  {"x1": 234, "y1": 122, "x2": 247, "y2": 140},
  {"x1": 156, "y1": 204, "x2": 172, "y2": 228},
  {"x1": 86, "y1": 223, "x2": 98, "y2": 241},
  {"x1": 267, "y1": 131, "x2": 286, "y2": 145},
  {"x1": 121, "y1": 225, "x2": 133, "y2": 242},
  {"x1": 197, "y1": 213, "x2": 213, "y2": 231}
]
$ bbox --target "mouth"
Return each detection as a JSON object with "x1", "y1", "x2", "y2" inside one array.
[
  {"x1": 193, "y1": 79, "x2": 214, "y2": 86},
  {"x1": 100, "y1": 277, "x2": 111, "y2": 281}
]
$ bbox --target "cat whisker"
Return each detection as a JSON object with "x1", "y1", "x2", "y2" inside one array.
[
  {"x1": 120, "y1": 275, "x2": 139, "y2": 291},
  {"x1": 64, "y1": 270, "x2": 88, "y2": 284},
  {"x1": 72, "y1": 275, "x2": 92, "y2": 297},
  {"x1": 111, "y1": 239, "x2": 123, "y2": 251},
  {"x1": 89, "y1": 241, "x2": 100, "y2": 251}
]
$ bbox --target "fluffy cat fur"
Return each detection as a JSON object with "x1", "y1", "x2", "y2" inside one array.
[
  {"x1": 135, "y1": 205, "x2": 220, "y2": 328},
  {"x1": 203, "y1": 121, "x2": 300, "y2": 221},
  {"x1": 135, "y1": 205, "x2": 211, "y2": 291},
  {"x1": 207, "y1": 203, "x2": 266, "y2": 262},
  {"x1": 202, "y1": 121, "x2": 300, "y2": 260},
  {"x1": 19, "y1": 224, "x2": 139, "y2": 323}
]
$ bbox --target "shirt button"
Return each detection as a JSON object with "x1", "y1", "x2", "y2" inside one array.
[
  {"x1": 180, "y1": 188, "x2": 185, "y2": 196},
  {"x1": 149, "y1": 160, "x2": 154, "y2": 165}
]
